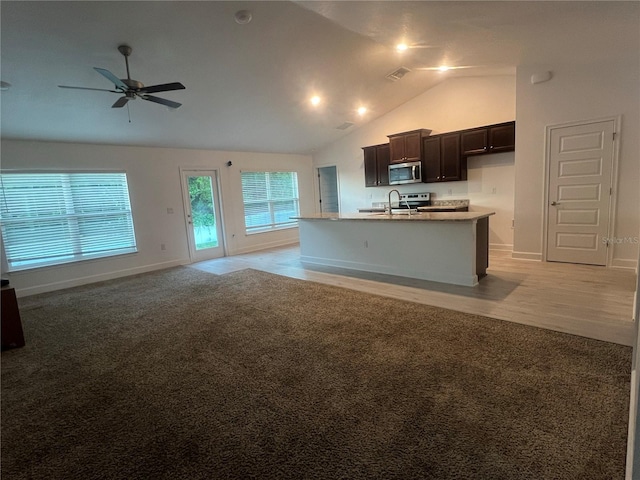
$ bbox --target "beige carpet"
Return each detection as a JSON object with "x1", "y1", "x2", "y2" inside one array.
[{"x1": 1, "y1": 267, "x2": 632, "y2": 479}]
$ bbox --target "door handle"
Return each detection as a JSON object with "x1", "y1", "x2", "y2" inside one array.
[{"x1": 551, "y1": 201, "x2": 559, "y2": 206}]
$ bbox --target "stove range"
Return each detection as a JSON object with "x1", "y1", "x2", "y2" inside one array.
[{"x1": 393, "y1": 192, "x2": 432, "y2": 209}]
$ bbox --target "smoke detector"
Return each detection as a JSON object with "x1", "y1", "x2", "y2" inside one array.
[
  {"x1": 386, "y1": 66, "x2": 411, "y2": 81},
  {"x1": 234, "y1": 10, "x2": 252, "y2": 24}
]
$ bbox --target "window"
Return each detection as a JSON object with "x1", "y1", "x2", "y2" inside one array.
[
  {"x1": 0, "y1": 172, "x2": 137, "y2": 272},
  {"x1": 241, "y1": 171, "x2": 300, "y2": 234}
]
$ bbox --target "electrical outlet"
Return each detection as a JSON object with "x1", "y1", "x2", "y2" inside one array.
[
  {"x1": 491, "y1": 187, "x2": 497, "y2": 194},
  {"x1": 447, "y1": 188, "x2": 452, "y2": 195},
  {"x1": 161, "y1": 244, "x2": 166, "y2": 251},
  {"x1": 166, "y1": 208, "x2": 174, "y2": 214}
]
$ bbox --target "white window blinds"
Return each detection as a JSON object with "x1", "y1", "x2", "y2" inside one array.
[
  {"x1": 241, "y1": 171, "x2": 299, "y2": 234},
  {"x1": 0, "y1": 172, "x2": 137, "y2": 271}
]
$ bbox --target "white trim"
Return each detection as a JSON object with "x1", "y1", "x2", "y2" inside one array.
[
  {"x1": 14, "y1": 259, "x2": 189, "y2": 298},
  {"x1": 232, "y1": 238, "x2": 299, "y2": 256},
  {"x1": 542, "y1": 116, "x2": 621, "y2": 266},
  {"x1": 300, "y1": 255, "x2": 479, "y2": 287},
  {"x1": 612, "y1": 258, "x2": 639, "y2": 270},
  {"x1": 511, "y1": 251, "x2": 543, "y2": 261},
  {"x1": 490, "y1": 243, "x2": 513, "y2": 252}
]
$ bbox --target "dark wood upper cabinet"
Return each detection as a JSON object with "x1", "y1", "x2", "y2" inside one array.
[
  {"x1": 362, "y1": 143, "x2": 390, "y2": 187},
  {"x1": 441, "y1": 133, "x2": 464, "y2": 180},
  {"x1": 422, "y1": 136, "x2": 441, "y2": 183},
  {"x1": 422, "y1": 133, "x2": 466, "y2": 183},
  {"x1": 488, "y1": 122, "x2": 516, "y2": 152},
  {"x1": 461, "y1": 121, "x2": 515, "y2": 156},
  {"x1": 388, "y1": 129, "x2": 431, "y2": 164}
]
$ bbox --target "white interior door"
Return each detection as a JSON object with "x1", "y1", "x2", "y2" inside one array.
[
  {"x1": 318, "y1": 166, "x2": 339, "y2": 213},
  {"x1": 181, "y1": 170, "x2": 225, "y2": 262},
  {"x1": 546, "y1": 120, "x2": 615, "y2": 265}
]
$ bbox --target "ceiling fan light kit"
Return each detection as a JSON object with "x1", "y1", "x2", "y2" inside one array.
[{"x1": 58, "y1": 45, "x2": 185, "y2": 110}]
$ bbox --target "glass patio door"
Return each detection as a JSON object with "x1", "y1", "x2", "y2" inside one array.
[{"x1": 181, "y1": 170, "x2": 225, "y2": 262}]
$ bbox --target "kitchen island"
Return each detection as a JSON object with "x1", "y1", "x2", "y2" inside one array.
[{"x1": 292, "y1": 211, "x2": 494, "y2": 286}]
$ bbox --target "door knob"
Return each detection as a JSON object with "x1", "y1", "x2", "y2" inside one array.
[{"x1": 551, "y1": 201, "x2": 559, "y2": 206}]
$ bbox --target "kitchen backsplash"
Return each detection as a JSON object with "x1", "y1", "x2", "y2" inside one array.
[
  {"x1": 369, "y1": 199, "x2": 469, "y2": 208},
  {"x1": 431, "y1": 199, "x2": 469, "y2": 207}
]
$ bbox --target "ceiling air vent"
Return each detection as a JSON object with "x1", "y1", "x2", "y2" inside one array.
[
  {"x1": 386, "y1": 66, "x2": 411, "y2": 81},
  {"x1": 336, "y1": 122, "x2": 354, "y2": 130}
]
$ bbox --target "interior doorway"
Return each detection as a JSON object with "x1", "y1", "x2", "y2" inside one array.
[
  {"x1": 545, "y1": 118, "x2": 617, "y2": 266},
  {"x1": 181, "y1": 169, "x2": 225, "y2": 262},
  {"x1": 317, "y1": 166, "x2": 339, "y2": 213}
]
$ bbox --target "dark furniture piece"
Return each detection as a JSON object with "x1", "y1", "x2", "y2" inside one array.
[
  {"x1": 461, "y1": 121, "x2": 516, "y2": 156},
  {"x1": 363, "y1": 143, "x2": 390, "y2": 187},
  {"x1": 2, "y1": 286, "x2": 25, "y2": 350},
  {"x1": 387, "y1": 129, "x2": 432, "y2": 164},
  {"x1": 422, "y1": 132, "x2": 467, "y2": 183}
]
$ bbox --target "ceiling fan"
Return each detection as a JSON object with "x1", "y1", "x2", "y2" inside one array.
[{"x1": 58, "y1": 45, "x2": 185, "y2": 109}]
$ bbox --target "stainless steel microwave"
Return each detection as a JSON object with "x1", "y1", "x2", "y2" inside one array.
[{"x1": 388, "y1": 161, "x2": 422, "y2": 185}]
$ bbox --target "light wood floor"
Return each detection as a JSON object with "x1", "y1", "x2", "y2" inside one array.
[{"x1": 191, "y1": 245, "x2": 637, "y2": 346}]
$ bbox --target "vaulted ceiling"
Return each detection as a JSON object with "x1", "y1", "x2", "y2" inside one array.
[{"x1": 1, "y1": 1, "x2": 636, "y2": 154}]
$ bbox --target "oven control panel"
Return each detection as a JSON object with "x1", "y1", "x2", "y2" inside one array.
[{"x1": 399, "y1": 192, "x2": 431, "y2": 202}]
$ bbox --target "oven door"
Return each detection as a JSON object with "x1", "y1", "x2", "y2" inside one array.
[{"x1": 388, "y1": 161, "x2": 422, "y2": 185}]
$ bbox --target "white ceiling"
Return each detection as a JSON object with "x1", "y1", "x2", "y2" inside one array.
[{"x1": 1, "y1": 1, "x2": 637, "y2": 154}]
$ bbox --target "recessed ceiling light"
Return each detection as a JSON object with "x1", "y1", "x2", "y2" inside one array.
[
  {"x1": 357, "y1": 106, "x2": 367, "y2": 116},
  {"x1": 234, "y1": 9, "x2": 252, "y2": 25},
  {"x1": 310, "y1": 95, "x2": 321, "y2": 106},
  {"x1": 396, "y1": 43, "x2": 408, "y2": 52},
  {"x1": 438, "y1": 66, "x2": 450, "y2": 72}
]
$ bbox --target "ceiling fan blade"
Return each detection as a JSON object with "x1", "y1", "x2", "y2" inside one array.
[
  {"x1": 58, "y1": 85, "x2": 119, "y2": 93},
  {"x1": 142, "y1": 95, "x2": 182, "y2": 109},
  {"x1": 112, "y1": 96, "x2": 130, "y2": 108},
  {"x1": 94, "y1": 67, "x2": 129, "y2": 91},
  {"x1": 137, "y1": 82, "x2": 186, "y2": 94}
]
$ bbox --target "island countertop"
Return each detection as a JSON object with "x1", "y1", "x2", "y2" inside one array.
[{"x1": 292, "y1": 211, "x2": 495, "y2": 222}]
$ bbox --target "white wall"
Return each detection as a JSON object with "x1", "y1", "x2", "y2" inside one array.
[
  {"x1": 0, "y1": 139, "x2": 314, "y2": 296},
  {"x1": 312, "y1": 75, "x2": 517, "y2": 250},
  {"x1": 513, "y1": 59, "x2": 640, "y2": 266}
]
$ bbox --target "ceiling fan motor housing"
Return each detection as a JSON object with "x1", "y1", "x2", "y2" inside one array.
[{"x1": 122, "y1": 78, "x2": 144, "y2": 90}]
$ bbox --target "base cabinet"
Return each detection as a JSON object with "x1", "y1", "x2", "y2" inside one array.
[
  {"x1": 363, "y1": 143, "x2": 390, "y2": 187},
  {"x1": 423, "y1": 133, "x2": 467, "y2": 183}
]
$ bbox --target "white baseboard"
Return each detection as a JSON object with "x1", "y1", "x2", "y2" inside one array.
[
  {"x1": 16, "y1": 259, "x2": 190, "y2": 297},
  {"x1": 490, "y1": 243, "x2": 513, "y2": 252},
  {"x1": 511, "y1": 251, "x2": 543, "y2": 261},
  {"x1": 611, "y1": 258, "x2": 638, "y2": 270},
  {"x1": 232, "y1": 239, "x2": 299, "y2": 256}
]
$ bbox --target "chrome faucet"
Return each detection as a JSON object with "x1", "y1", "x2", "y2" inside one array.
[
  {"x1": 387, "y1": 189, "x2": 412, "y2": 216},
  {"x1": 387, "y1": 189, "x2": 401, "y2": 215}
]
